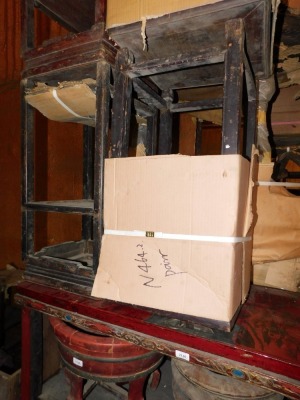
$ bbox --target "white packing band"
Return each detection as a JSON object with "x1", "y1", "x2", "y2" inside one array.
[
  {"x1": 52, "y1": 89, "x2": 93, "y2": 120},
  {"x1": 257, "y1": 181, "x2": 300, "y2": 188},
  {"x1": 104, "y1": 229, "x2": 251, "y2": 244}
]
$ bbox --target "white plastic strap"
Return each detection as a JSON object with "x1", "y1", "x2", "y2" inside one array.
[
  {"x1": 104, "y1": 229, "x2": 251, "y2": 244},
  {"x1": 257, "y1": 181, "x2": 300, "y2": 188},
  {"x1": 52, "y1": 89, "x2": 93, "y2": 120}
]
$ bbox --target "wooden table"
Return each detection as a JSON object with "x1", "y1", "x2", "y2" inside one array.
[{"x1": 15, "y1": 281, "x2": 300, "y2": 399}]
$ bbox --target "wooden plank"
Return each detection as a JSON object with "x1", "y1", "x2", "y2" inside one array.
[
  {"x1": 134, "y1": 99, "x2": 155, "y2": 117},
  {"x1": 158, "y1": 109, "x2": 173, "y2": 154},
  {"x1": 133, "y1": 79, "x2": 166, "y2": 109},
  {"x1": 20, "y1": 307, "x2": 43, "y2": 400},
  {"x1": 222, "y1": 19, "x2": 244, "y2": 155},
  {"x1": 150, "y1": 64, "x2": 224, "y2": 91},
  {"x1": 21, "y1": 79, "x2": 35, "y2": 258},
  {"x1": 243, "y1": 54, "x2": 258, "y2": 158},
  {"x1": 158, "y1": 90, "x2": 174, "y2": 154},
  {"x1": 111, "y1": 50, "x2": 133, "y2": 158},
  {"x1": 170, "y1": 98, "x2": 223, "y2": 113},
  {"x1": 128, "y1": 51, "x2": 225, "y2": 78},
  {"x1": 93, "y1": 60, "x2": 111, "y2": 271},
  {"x1": 82, "y1": 125, "x2": 94, "y2": 241},
  {"x1": 25, "y1": 200, "x2": 94, "y2": 214},
  {"x1": 146, "y1": 110, "x2": 158, "y2": 155},
  {"x1": 243, "y1": 0, "x2": 271, "y2": 79},
  {"x1": 30, "y1": 308, "x2": 43, "y2": 400}
]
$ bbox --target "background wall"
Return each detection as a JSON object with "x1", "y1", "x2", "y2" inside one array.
[
  {"x1": 0, "y1": 83, "x2": 22, "y2": 268},
  {"x1": 0, "y1": 1, "x2": 22, "y2": 268}
]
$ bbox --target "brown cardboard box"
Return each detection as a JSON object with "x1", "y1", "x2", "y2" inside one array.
[
  {"x1": 106, "y1": 0, "x2": 221, "y2": 28},
  {"x1": 253, "y1": 258, "x2": 300, "y2": 292},
  {"x1": 25, "y1": 80, "x2": 96, "y2": 126},
  {"x1": 92, "y1": 154, "x2": 255, "y2": 325},
  {"x1": 0, "y1": 369, "x2": 20, "y2": 400},
  {"x1": 252, "y1": 162, "x2": 300, "y2": 292},
  {"x1": 252, "y1": 163, "x2": 300, "y2": 263}
]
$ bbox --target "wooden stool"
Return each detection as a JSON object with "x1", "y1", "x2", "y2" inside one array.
[{"x1": 49, "y1": 317, "x2": 163, "y2": 400}]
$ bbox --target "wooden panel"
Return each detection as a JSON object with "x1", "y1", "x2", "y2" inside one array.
[
  {"x1": 286, "y1": 0, "x2": 300, "y2": 10},
  {"x1": 179, "y1": 114, "x2": 196, "y2": 155},
  {"x1": 34, "y1": 8, "x2": 70, "y2": 48},
  {"x1": 0, "y1": 84, "x2": 23, "y2": 269},
  {"x1": 0, "y1": 1, "x2": 22, "y2": 82},
  {"x1": 34, "y1": 119, "x2": 83, "y2": 252}
]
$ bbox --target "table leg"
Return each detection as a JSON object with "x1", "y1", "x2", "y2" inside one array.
[
  {"x1": 21, "y1": 306, "x2": 43, "y2": 400},
  {"x1": 64, "y1": 368, "x2": 84, "y2": 400},
  {"x1": 128, "y1": 375, "x2": 148, "y2": 400}
]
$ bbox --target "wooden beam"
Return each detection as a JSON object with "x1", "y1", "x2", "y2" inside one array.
[
  {"x1": 111, "y1": 50, "x2": 133, "y2": 158},
  {"x1": 222, "y1": 19, "x2": 244, "y2": 155},
  {"x1": 170, "y1": 98, "x2": 223, "y2": 113},
  {"x1": 128, "y1": 50, "x2": 225, "y2": 78}
]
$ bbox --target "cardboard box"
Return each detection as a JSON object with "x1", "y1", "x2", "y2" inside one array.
[
  {"x1": 106, "y1": 0, "x2": 221, "y2": 28},
  {"x1": 253, "y1": 258, "x2": 300, "y2": 292},
  {"x1": 252, "y1": 163, "x2": 300, "y2": 263},
  {"x1": 0, "y1": 369, "x2": 20, "y2": 400},
  {"x1": 92, "y1": 154, "x2": 255, "y2": 325},
  {"x1": 25, "y1": 80, "x2": 96, "y2": 127}
]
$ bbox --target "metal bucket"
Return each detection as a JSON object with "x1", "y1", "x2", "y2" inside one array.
[
  {"x1": 172, "y1": 359, "x2": 284, "y2": 400},
  {"x1": 49, "y1": 317, "x2": 163, "y2": 383}
]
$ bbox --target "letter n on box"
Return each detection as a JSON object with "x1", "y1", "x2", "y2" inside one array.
[{"x1": 92, "y1": 154, "x2": 253, "y2": 327}]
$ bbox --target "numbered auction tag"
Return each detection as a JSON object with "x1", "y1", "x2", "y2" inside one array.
[
  {"x1": 175, "y1": 350, "x2": 190, "y2": 362},
  {"x1": 73, "y1": 357, "x2": 83, "y2": 367}
]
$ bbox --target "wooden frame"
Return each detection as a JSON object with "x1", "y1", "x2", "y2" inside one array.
[{"x1": 21, "y1": 1, "x2": 117, "y2": 291}]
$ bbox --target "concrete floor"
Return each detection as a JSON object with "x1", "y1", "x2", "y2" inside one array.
[{"x1": 39, "y1": 357, "x2": 175, "y2": 400}]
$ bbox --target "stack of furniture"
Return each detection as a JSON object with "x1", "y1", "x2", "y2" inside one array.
[{"x1": 16, "y1": 1, "x2": 300, "y2": 399}]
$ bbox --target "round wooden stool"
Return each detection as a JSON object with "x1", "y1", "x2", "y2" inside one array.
[
  {"x1": 49, "y1": 317, "x2": 163, "y2": 400},
  {"x1": 172, "y1": 358, "x2": 284, "y2": 400}
]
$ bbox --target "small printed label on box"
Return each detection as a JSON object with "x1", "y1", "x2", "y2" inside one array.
[
  {"x1": 73, "y1": 357, "x2": 83, "y2": 367},
  {"x1": 146, "y1": 231, "x2": 154, "y2": 237},
  {"x1": 175, "y1": 350, "x2": 190, "y2": 362}
]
